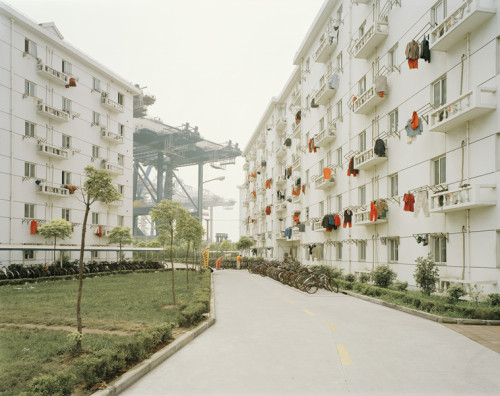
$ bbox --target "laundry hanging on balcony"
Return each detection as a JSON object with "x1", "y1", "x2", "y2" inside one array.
[
  {"x1": 308, "y1": 138, "x2": 318, "y2": 153},
  {"x1": 295, "y1": 111, "x2": 301, "y2": 123},
  {"x1": 414, "y1": 191, "x2": 430, "y2": 217},
  {"x1": 284, "y1": 138, "x2": 292, "y2": 147},
  {"x1": 311, "y1": 99, "x2": 319, "y2": 108},
  {"x1": 374, "y1": 139, "x2": 386, "y2": 156},
  {"x1": 277, "y1": 190, "x2": 285, "y2": 200},
  {"x1": 403, "y1": 193, "x2": 415, "y2": 212},
  {"x1": 284, "y1": 228, "x2": 292, "y2": 239},
  {"x1": 375, "y1": 75, "x2": 387, "y2": 97},
  {"x1": 405, "y1": 40, "x2": 420, "y2": 69},
  {"x1": 285, "y1": 167, "x2": 292, "y2": 179},
  {"x1": 65, "y1": 77, "x2": 77, "y2": 88},
  {"x1": 96, "y1": 226, "x2": 103, "y2": 238},
  {"x1": 405, "y1": 111, "x2": 423, "y2": 144},
  {"x1": 298, "y1": 223, "x2": 306, "y2": 232},
  {"x1": 293, "y1": 211, "x2": 301, "y2": 224},
  {"x1": 261, "y1": 160, "x2": 267, "y2": 168},
  {"x1": 292, "y1": 186, "x2": 301, "y2": 196},
  {"x1": 265, "y1": 179, "x2": 273, "y2": 189},
  {"x1": 64, "y1": 185, "x2": 78, "y2": 194},
  {"x1": 323, "y1": 167, "x2": 332, "y2": 180},
  {"x1": 265, "y1": 206, "x2": 271, "y2": 215},
  {"x1": 330, "y1": 74, "x2": 340, "y2": 90},
  {"x1": 302, "y1": 184, "x2": 306, "y2": 195},
  {"x1": 375, "y1": 200, "x2": 388, "y2": 217},
  {"x1": 420, "y1": 35, "x2": 430, "y2": 63},
  {"x1": 343, "y1": 209, "x2": 353, "y2": 228},
  {"x1": 30, "y1": 220, "x2": 37, "y2": 234},
  {"x1": 347, "y1": 157, "x2": 359, "y2": 177}
]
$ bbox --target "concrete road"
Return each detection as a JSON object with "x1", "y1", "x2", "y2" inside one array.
[{"x1": 121, "y1": 270, "x2": 500, "y2": 396}]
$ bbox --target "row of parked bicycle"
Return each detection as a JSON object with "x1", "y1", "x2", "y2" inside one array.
[
  {"x1": 248, "y1": 260, "x2": 339, "y2": 294},
  {"x1": 0, "y1": 261, "x2": 164, "y2": 280}
]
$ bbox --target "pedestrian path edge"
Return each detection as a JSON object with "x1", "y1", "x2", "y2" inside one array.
[{"x1": 92, "y1": 273, "x2": 217, "y2": 396}]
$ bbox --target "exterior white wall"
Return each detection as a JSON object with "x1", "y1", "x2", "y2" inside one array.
[
  {"x1": 0, "y1": 4, "x2": 140, "y2": 266},
  {"x1": 242, "y1": 0, "x2": 500, "y2": 292}
]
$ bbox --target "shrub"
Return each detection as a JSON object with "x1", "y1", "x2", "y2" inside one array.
[
  {"x1": 76, "y1": 349, "x2": 126, "y2": 389},
  {"x1": 26, "y1": 372, "x2": 76, "y2": 396},
  {"x1": 359, "y1": 273, "x2": 370, "y2": 283},
  {"x1": 344, "y1": 273, "x2": 355, "y2": 283},
  {"x1": 414, "y1": 254, "x2": 439, "y2": 295},
  {"x1": 469, "y1": 284, "x2": 484, "y2": 306},
  {"x1": 177, "y1": 302, "x2": 207, "y2": 327},
  {"x1": 488, "y1": 293, "x2": 500, "y2": 307},
  {"x1": 394, "y1": 280, "x2": 408, "y2": 292},
  {"x1": 371, "y1": 265, "x2": 396, "y2": 288},
  {"x1": 447, "y1": 284, "x2": 466, "y2": 303}
]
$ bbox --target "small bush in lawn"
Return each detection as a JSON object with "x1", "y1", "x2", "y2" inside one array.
[
  {"x1": 26, "y1": 372, "x2": 75, "y2": 396},
  {"x1": 469, "y1": 284, "x2": 485, "y2": 306},
  {"x1": 371, "y1": 265, "x2": 396, "y2": 288},
  {"x1": 447, "y1": 284, "x2": 466, "y2": 303},
  {"x1": 394, "y1": 280, "x2": 408, "y2": 292},
  {"x1": 344, "y1": 273, "x2": 355, "y2": 283},
  {"x1": 414, "y1": 254, "x2": 439, "y2": 295},
  {"x1": 488, "y1": 293, "x2": 500, "y2": 307},
  {"x1": 359, "y1": 273, "x2": 370, "y2": 283}
]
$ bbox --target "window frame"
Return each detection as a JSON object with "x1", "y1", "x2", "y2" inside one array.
[
  {"x1": 390, "y1": 173, "x2": 398, "y2": 197},
  {"x1": 24, "y1": 250, "x2": 35, "y2": 260},
  {"x1": 62, "y1": 170, "x2": 71, "y2": 185},
  {"x1": 389, "y1": 108, "x2": 398, "y2": 133},
  {"x1": 24, "y1": 162, "x2": 35, "y2": 178},
  {"x1": 359, "y1": 185, "x2": 366, "y2": 206},
  {"x1": 433, "y1": 76, "x2": 447, "y2": 107},
  {"x1": 62, "y1": 134, "x2": 71, "y2": 149},
  {"x1": 92, "y1": 112, "x2": 101, "y2": 126},
  {"x1": 117, "y1": 92, "x2": 124, "y2": 105},
  {"x1": 62, "y1": 208, "x2": 70, "y2": 222},
  {"x1": 24, "y1": 80, "x2": 36, "y2": 97},
  {"x1": 433, "y1": 237, "x2": 447, "y2": 264},
  {"x1": 337, "y1": 244, "x2": 343, "y2": 260},
  {"x1": 433, "y1": 155, "x2": 446, "y2": 185},
  {"x1": 92, "y1": 145, "x2": 100, "y2": 159},
  {"x1": 92, "y1": 212, "x2": 99, "y2": 225},
  {"x1": 62, "y1": 60, "x2": 72, "y2": 74},
  {"x1": 359, "y1": 241, "x2": 367, "y2": 261},
  {"x1": 25, "y1": 121, "x2": 35, "y2": 137},
  {"x1": 62, "y1": 97, "x2": 72, "y2": 113},
  {"x1": 24, "y1": 203, "x2": 35, "y2": 218},
  {"x1": 359, "y1": 131, "x2": 366, "y2": 152},
  {"x1": 359, "y1": 76, "x2": 366, "y2": 95},
  {"x1": 389, "y1": 239, "x2": 399, "y2": 262},
  {"x1": 92, "y1": 77, "x2": 101, "y2": 92},
  {"x1": 24, "y1": 38, "x2": 37, "y2": 57}
]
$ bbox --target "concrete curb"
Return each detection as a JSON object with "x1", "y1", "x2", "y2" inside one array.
[
  {"x1": 341, "y1": 289, "x2": 500, "y2": 325},
  {"x1": 92, "y1": 274, "x2": 216, "y2": 396}
]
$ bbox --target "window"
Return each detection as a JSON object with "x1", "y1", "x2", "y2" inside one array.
[
  {"x1": 336, "y1": 51, "x2": 343, "y2": 72},
  {"x1": 305, "y1": 169, "x2": 309, "y2": 186},
  {"x1": 117, "y1": 92, "x2": 124, "y2": 105},
  {"x1": 117, "y1": 215, "x2": 124, "y2": 226},
  {"x1": 92, "y1": 112, "x2": 100, "y2": 126},
  {"x1": 337, "y1": 194, "x2": 342, "y2": 212},
  {"x1": 389, "y1": 108, "x2": 398, "y2": 132},
  {"x1": 62, "y1": 208, "x2": 70, "y2": 221},
  {"x1": 62, "y1": 171, "x2": 71, "y2": 185},
  {"x1": 92, "y1": 212, "x2": 99, "y2": 225},
  {"x1": 337, "y1": 244, "x2": 343, "y2": 260},
  {"x1": 359, "y1": 241, "x2": 366, "y2": 261},
  {"x1": 118, "y1": 124, "x2": 125, "y2": 136},
  {"x1": 319, "y1": 117, "x2": 325, "y2": 132},
  {"x1": 389, "y1": 239, "x2": 399, "y2": 262},
  {"x1": 432, "y1": 0, "x2": 446, "y2": 26},
  {"x1": 336, "y1": 147, "x2": 343, "y2": 165},
  {"x1": 24, "y1": 203, "x2": 34, "y2": 218},
  {"x1": 24, "y1": 80, "x2": 36, "y2": 97},
  {"x1": 319, "y1": 159, "x2": 324, "y2": 174},
  {"x1": 92, "y1": 145, "x2": 100, "y2": 158},
  {"x1": 434, "y1": 156, "x2": 446, "y2": 185},
  {"x1": 118, "y1": 154, "x2": 124, "y2": 166},
  {"x1": 358, "y1": 131, "x2": 366, "y2": 152},
  {"x1": 433, "y1": 76, "x2": 447, "y2": 107},
  {"x1": 25, "y1": 121, "x2": 35, "y2": 137},
  {"x1": 62, "y1": 134, "x2": 71, "y2": 149},
  {"x1": 359, "y1": 22, "x2": 365, "y2": 38},
  {"x1": 388, "y1": 45, "x2": 398, "y2": 71},
  {"x1": 390, "y1": 174, "x2": 398, "y2": 197},
  {"x1": 359, "y1": 185, "x2": 366, "y2": 206},
  {"x1": 336, "y1": 100, "x2": 343, "y2": 120},
  {"x1": 319, "y1": 201, "x2": 324, "y2": 216},
  {"x1": 24, "y1": 38, "x2": 37, "y2": 57},
  {"x1": 433, "y1": 237, "x2": 447, "y2": 263},
  {"x1": 91, "y1": 251, "x2": 99, "y2": 259},
  {"x1": 62, "y1": 97, "x2": 71, "y2": 113},
  {"x1": 24, "y1": 162, "x2": 35, "y2": 178},
  {"x1": 359, "y1": 76, "x2": 366, "y2": 95},
  {"x1": 62, "y1": 60, "x2": 72, "y2": 74},
  {"x1": 305, "y1": 57, "x2": 310, "y2": 72},
  {"x1": 24, "y1": 250, "x2": 35, "y2": 260},
  {"x1": 92, "y1": 77, "x2": 101, "y2": 92},
  {"x1": 117, "y1": 184, "x2": 124, "y2": 195}
]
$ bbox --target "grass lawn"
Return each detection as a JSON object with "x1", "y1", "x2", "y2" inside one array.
[{"x1": 0, "y1": 270, "x2": 210, "y2": 395}]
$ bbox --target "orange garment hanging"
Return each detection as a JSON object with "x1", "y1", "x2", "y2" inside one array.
[
  {"x1": 410, "y1": 111, "x2": 419, "y2": 130},
  {"x1": 408, "y1": 59, "x2": 418, "y2": 69},
  {"x1": 30, "y1": 220, "x2": 37, "y2": 234},
  {"x1": 323, "y1": 168, "x2": 331, "y2": 180}
]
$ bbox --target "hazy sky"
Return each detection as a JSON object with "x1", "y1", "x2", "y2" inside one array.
[{"x1": 7, "y1": 0, "x2": 324, "y2": 241}]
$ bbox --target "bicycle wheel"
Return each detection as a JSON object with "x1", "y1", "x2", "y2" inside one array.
[
  {"x1": 330, "y1": 278, "x2": 339, "y2": 293},
  {"x1": 303, "y1": 276, "x2": 319, "y2": 294}
]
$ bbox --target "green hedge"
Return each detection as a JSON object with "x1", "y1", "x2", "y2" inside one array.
[{"x1": 177, "y1": 287, "x2": 211, "y2": 327}]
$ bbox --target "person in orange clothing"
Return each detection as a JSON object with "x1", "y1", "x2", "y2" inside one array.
[
  {"x1": 236, "y1": 254, "x2": 242, "y2": 270},
  {"x1": 216, "y1": 256, "x2": 222, "y2": 270}
]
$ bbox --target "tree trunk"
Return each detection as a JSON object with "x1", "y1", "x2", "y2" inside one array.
[
  {"x1": 76, "y1": 202, "x2": 90, "y2": 350},
  {"x1": 185, "y1": 242, "x2": 190, "y2": 289},
  {"x1": 170, "y1": 228, "x2": 176, "y2": 305},
  {"x1": 119, "y1": 242, "x2": 122, "y2": 263},
  {"x1": 53, "y1": 237, "x2": 57, "y2": 268}
]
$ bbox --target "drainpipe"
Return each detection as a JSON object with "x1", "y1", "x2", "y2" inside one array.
[
  {"x1": 9, "y1": 18, "x2": 14, "y2": 263},
  {"x1": 348, "y1": 0, "x2": 353, "y2": 276}
]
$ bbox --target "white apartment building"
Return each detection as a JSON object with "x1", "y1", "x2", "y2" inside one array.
[
  {"x1": 242, "y1": 0, "x2": 500, "y2": 292},
  {"x1": 0, "y1": 3, "x2": 140, "y2": 266}
]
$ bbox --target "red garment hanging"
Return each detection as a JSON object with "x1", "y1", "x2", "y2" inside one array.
[
  {"x1": 97, "y1": 226, "x2": 103, "y2": 237},
  {"x1": 30, "y1": 220, "x2": 37, "y2": 234},
  {"x1": 370, "y1": 202, "x2": 378, "y2": 222},
  {"x1": 323, "y1": 168, "x2": 331, "y2": 180},
  {"x1": 403, "y1": 193, "x2": 415, "y2": 212}
]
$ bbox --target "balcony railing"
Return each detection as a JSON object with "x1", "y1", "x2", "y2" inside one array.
[
  {"x1": 291, "y1": 86, "x2": 301, "y2": 101},
  {"x1": 354, "y1": 147, "x2": 387, "y2": 170},
  {"x1": 313, "y1": 173, "x2": 336, "y2": 190},
  {"x1": 429, "y1": 184, "x2": 496, "y2": 213},
  {"x1": 292, "y1": 154, "x2": 301, "y2": 171},
  {"x1": 313, "y1": 79, "x2": 336, "y2": 105},
  {"x1": 257, "y1": 188, "x2": 266, "y2": 196},
  {"x1": 36, "y1": 183, "x2": 69, "y2": 197},
  {"x1": 429, "y1": 87, "x2": 496, "y2": 132},
  {"x1": 101, "y1": 93, "x2": 124, "y2": 113},
  {"x1": 276, "y1": 146, "x2": 287, "y2": 159},
  {"x1": 101, "y1": 128, "x2": 124, "y2": 144},
  {"x1": 275, "y1": 202, "x2": 287, "y2": 212},
  {"x1": 275, "y1": 175, "x2": 287, "y2": 186},
  {"x1": 275, "y1": 231, "x2": 287, "y2": 240},
  {"x1": 313, "y1": 33, "x2": 338, "y2": 63},
  {"x1": 429, "y1": 0, "x2": 496, "y2": 51},
  {"x1": 37, "y1": 101, "x2": 70, "y2": 122},
  {"x1": 292, "y1": 121, "x2": 301, "y2": 138},
  {"x1": 38, "y1": 143, "x2": 70, "y2": 159},
  {"x1": 351, "y1": 21, "x2": 389, "y2": 59},
  {"x1": 354, "y1": 207, "x2": 388, "y2": 226},
  {"x1": 312, "y1": 220, "x2": 326, "y2": 232},
  {"x1": 276, "y1": 116, "x2": 287, "y2": 131},
  {"x1": 314, "y1": 127, "x2": 336, "y2": 148},
  {"x1": 36, "y1": 62, "x2": 70, "y2": 85},
  {"x1": 102, "y1": 161, "x2": 124, "y2": 176},
  {"x1": 353, "y1": 86, "x2": 385, "y2": 114}
]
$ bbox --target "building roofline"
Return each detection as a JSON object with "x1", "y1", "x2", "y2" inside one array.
[
  {"x1": 242, "y1": 97, "x2": 278, "y2": 157},
  {"x1": 0, "y1": 2, "x2": 141, "y2": 95}
]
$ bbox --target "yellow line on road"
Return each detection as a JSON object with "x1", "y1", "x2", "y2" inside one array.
[
  {"x1": 302, "y1": 309, "x2": 316, "y2": 317},
  {"x1": 337, "y1": 344, "x2": 353, "y2": 365},
  {"x1": 325, "y1": 322, "x2": 338, "y2": 330},
  {"x1": 287, "y1": 299, "x2": 296, "y2": 305}
]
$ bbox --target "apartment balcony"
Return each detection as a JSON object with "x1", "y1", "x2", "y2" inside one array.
[
  {"x1": 275, "y1": 231, "x2": 287, "y2": 241},
  {"x1": 101, "y1": 128, "x2": 124, "y2": 144},
  {"x1": 352, "y1": 21, "x2": 388, "y2": 59},
  {"x1": 276, "y1": 146, "x2": 287, "y2": 159},
  {"x1": 107, "y1": 199, "x2": 124, "y2": 207},
  {"x1": 257, "y1": 188, "x2": 266, "y2": 196},
  {"x1": 101, "y1": 93, "x2": 124, "y2": 113},
  {"x1": 276, "y1": 116, "x2": 287, "y2": 132},
  {"x1": 292, "y1": 154, "x2": 301, "y2": 171},
  {"x1": 249, "y1": 193, "x2": 256, "y2": 202},
  {"x1": 429, "y1": 0, "x2": 496, "y2": 52},
  {"x1": 37, "y1": 101, "x2": 70, "y2": 122},
  {"x1": 353, "y1": 86, "x2": 386, "y2": 114},
  {"x1": 275, "y1": 202, "x2": 287, "y2": 212},
  {"x1": 429, "y1": 184, "x2": 496, "y2": 213},
  {"x1": 102, "y1": 161, "x2": 124, "y2": 176},
  {"x1": 313, "y1": 174, "x2": 336, "y2": 190},
  {"x1": 37, "y1": 143, "x2": 70, "y2": 160},
  {"x1": 354, "y1": 147, "x2": 387, "y2": 170},
  {"x1": 275, "y1": 175, "x2": 287, "y2": 187},
  {"x1": 37, "y1": 182, "x2": 69, "y2": 197},
  {"x1": 292, "y1": 122, "x2": 301, "y2": 139},
  {"x1": 312, "y1": 220, "x2": 326, "y2": 232},
  {"x1": 313, "y1": 33, "x2": 338, "y2": 63},
  {"x1": 291, "y1": 86, "x2": 301, "y2": 102},
  {"x1": 36, "y1": 62, "x2": 70, "y2": 85},
  {"x1": 314, "y1": 127, "x2": 336, "y2": 148},
  {"x1": 429, "y1": 87, "x2": 496, "y2": 132},
  {"x1": 292, "y1": 195, "x2": 302, "y2": 205},
  {"x1": 354, "y1": 208, "x2": 388, "y2": 226},
  {"x1": 313, "y1": 80, "x2": 336, "y2": 105}
]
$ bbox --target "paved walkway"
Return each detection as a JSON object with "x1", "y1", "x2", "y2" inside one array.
[{"x1": 122, "y1": 270, "x2": 500, "y2": 395}]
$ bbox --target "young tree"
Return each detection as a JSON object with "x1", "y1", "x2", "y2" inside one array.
[
  {"x1": 76, "y1": 166, "x2": 121, "y2": 349},
  {"x1": 414, "y1": 254, "x2": 440, "y2": 295},
  {"x1": 150, "y1": 199, "x2": 185, "y2": 304},
  {"x1": 176, "y1": 213, "x2": 204, "y2": 288},
  {"x1": 236, "y1": 236, "x2": 254, "y2": 256},
  {"x1": 108, "y1": 226, "x2": 133, "y2": 262},
  {"x1": 38, "y1": 218, "x2": 73, "y2": 268},
  {"x1": 220, "y1": 239, "x2": 232, "y2": 256}
]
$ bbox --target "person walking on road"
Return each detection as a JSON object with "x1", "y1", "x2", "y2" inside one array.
[
  {"x1": 236, "y1": 254, "x2": 242, "y2": 269},
  {"x1": 216, "y1": 256, "x2": 222, "y2": 270}
]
